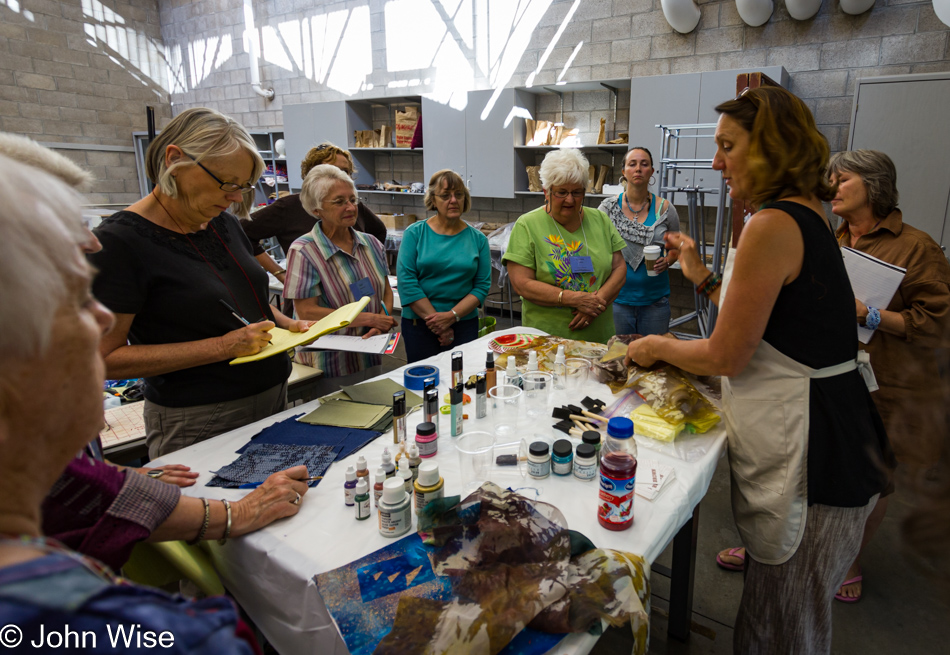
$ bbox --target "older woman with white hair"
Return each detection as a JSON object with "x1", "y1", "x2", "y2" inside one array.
[
  {"x1": 0, "y1": 152, "x2": 268, "y2": 651},
  {"x1": 90, "y1": 108, "x2": 311, "y2": 459},
  {"x1": 503, "y1": 148, "x2": 627, "y2": 343},
  {"x1": 283, "y1": 164, "x2": 396, "y2": 382}
]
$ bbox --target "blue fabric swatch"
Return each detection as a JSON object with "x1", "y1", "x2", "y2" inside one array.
[
  {"x1": 235, "y1": 414, "x2": 381, "y2": 461},
  {"x1": 207, "y1": 443, "x2": 340, "y2": 488}
]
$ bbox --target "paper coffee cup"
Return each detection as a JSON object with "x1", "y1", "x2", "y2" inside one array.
[{"x1": 644, "y1": 245, "x2": 661, "y2": 277}]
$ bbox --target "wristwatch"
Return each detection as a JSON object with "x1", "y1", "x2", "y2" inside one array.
[{"x1": 865, "y1": 306, "x2": 881, "y2": 331}]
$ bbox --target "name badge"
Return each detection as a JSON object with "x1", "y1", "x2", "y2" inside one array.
[
  {"x1": 349, "y1": 277, "x2": 375, "y2": 299},
  {"x1": 569, "y1": 256, "x2": 594, "y2": 273}
]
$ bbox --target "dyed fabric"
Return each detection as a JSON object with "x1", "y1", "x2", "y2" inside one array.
[
  {"x1": 503, "y1": 206, "x2": 626, "y2": 343},
  {"x1": 396, "y1": 220, "x2": 492, "y2": 321},
  {"x1": 283, "y1": 222, "x2": 389, "y2": 376},
  {"x1": 43, "y1": 453, "x2": 180, "y2": 571},
  {"x1": 235, "y1": 414, "x2": 381, "y2": 462},
  {"x1": 0, "y1": 553, "x2": 258, "y2": 654},
  {"x1": 207, "y1": 443, "x2": 339, "y2": 488},
  {"x1": 374, "y1": 483, "x2": 650, "y2": 655}
]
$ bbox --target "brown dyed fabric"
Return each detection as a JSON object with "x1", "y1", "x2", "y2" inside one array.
[{"x1": 836, "y1": 210, "x2": 950, "y2": 466}]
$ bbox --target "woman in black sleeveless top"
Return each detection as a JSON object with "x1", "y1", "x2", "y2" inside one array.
[{"x1": 625, "y1": 87, "x2": 893, "y2": 654}]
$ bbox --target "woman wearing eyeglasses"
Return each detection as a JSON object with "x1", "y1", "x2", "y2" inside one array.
[
  {"x1": 397, "y1": 169, "x2": 491, "y2": 362},
  {"x1": 504, "y1": 149, "x2": 627, "y2": 343},
  {"x1": 283, "y1": 164, "x2": 396, "y2": 379},
  {"x1": 90, "y1": 108, "x2": 311, "y2": 458},
  {"x1": 241, "y1": 142, "x2": 387, "y2": 284}
]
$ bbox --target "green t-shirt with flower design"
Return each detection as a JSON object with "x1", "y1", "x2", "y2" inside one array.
[{"x1": 503, "y1": 205, "x2": 626, "y2": 343}]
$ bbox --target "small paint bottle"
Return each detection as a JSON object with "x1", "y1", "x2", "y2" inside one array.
[
  {"x1": 378, "y1": 477, "x2": 412, "y2": 538},
  {"x1": 355, "y1": 455, "x2": 369, "y2": 483},
  {"x1": 397, "y1": 458, "x2": 413, "y2": 495},
  {"x1": 373, "y1": 466, "x2": 386, "y2": 507},
  {"x1": 552, "y1": 439, "x2": 573, "y2": 476},
  {"x1": 475, "y1": 373, "x2": 487, "y2": 419},
  {"x1": 343, "y1": 465, "x2": 357, "y2": 506},
  {"x1": 485, "y1": 350, "x2": 497, "y2": 393},
  {"x1": 380, "y1": 447, "x2": 395, "y2": 479},
  {"x1": 582, "y1": 430, "x2": 602, "y2": 464},
  {"x1": 451, "y1": 350, "x2": 464, "y2": 388},
  {"x1": 406, "y1": 442, "x2": 421, "y2": 481},
  {"x1": 450, "y1": 383, "x2": 464, "y2": 437},
  {"x1": 413, "y1": 461, "x2": 445, "y2": 514},
  {"x1": 354, "y1": 478, "x2": 370, "y2": 520},
  {"x1": 415, "y1": 421, "x2": 438, "y2": 458},
  {"x1": 424, "y1": 387, "x2": 440, "y2": 437},
  {"x1": 573, "y1": 443, "x2": 598, "y2": 481},
  {"x1": 527, "y1": 441, "x2": 551, "y2": 479},
  {"x1": 392, "y1": 391, "x2": 407, "y2": 447}
]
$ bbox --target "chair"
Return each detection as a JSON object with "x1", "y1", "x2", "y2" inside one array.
[{"x1": 123, "y1": 540, "x2": 225, "y2": 597}]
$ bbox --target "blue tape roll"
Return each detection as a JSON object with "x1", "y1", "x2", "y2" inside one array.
[{"x1": 404, "y1": 365, "x2": 439, "y2": 390}]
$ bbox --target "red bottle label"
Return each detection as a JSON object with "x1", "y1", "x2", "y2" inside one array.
[{"x1": 598, "y1": 473, "x2": 636, "y2": 527}]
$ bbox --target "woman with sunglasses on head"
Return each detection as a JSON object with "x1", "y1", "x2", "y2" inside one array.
[
  {"x1": 241, "y1": 142, "x2": 387, "y2": 284},
  {"x1": 283, "y1": 165, "x2": 396, "y2": 382},
  {"x1": 624, "y1": 87, "x2": 894, "y2": 653},
  {"x1": 504, "y1": 148, "x2": 627, "y2": 343},
  {"x1": 598, "y1": 147, "x2": 680, "y2": 336},
  {"x1": 397, "y1": 169, "x2": 491, "y2": 362},
  {"x1": 90, "y1": 108, "x2": 311, "y2": 459}
]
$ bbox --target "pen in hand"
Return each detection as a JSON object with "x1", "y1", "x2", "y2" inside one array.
[{"x1": 219, "y1": 299, "x2": 250, "y2": 326}]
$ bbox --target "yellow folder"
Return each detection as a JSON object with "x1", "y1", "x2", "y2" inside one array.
[{"x1": 230, "y1": 296, "x2": 370, "y2": 365}]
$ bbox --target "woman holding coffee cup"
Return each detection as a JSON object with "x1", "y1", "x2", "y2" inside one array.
[{"x1": 598, "y1": 147, "x2": 680, "y2": 335}]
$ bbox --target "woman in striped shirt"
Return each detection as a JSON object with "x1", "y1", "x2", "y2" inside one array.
[{"x1": 283, "y1": 165, "x2": 396, "y2": 378}]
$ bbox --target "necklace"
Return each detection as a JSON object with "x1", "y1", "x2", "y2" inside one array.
[
  {"x1": 152, "y1": 191, "x2": 270, "y2": 321},
  {"x1": 0, "y1": 533, "x2": 125, "y2": 585},
  {"x1": 623, "y1": 192, "x2": 650, "y2": 220}
]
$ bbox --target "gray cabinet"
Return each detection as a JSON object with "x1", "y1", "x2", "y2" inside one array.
[
  {"x1": 283, "y1": 101, "x2": 346, "y2": 190},
  {"x1": 421, "y1": 95, "x2": 466, "y2": 184},
  {"x1": 849, "y1": 73, "x2": 950, "y2": 249}
]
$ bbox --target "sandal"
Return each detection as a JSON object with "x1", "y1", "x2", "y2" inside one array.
[
  {"x1": 835, "y1": 575, "x2": 863, "y2": 603},
  {"x1": 715, "y1": 546, "x2": 746, "y2": 572}
]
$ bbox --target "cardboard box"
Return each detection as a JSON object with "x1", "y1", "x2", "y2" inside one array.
[{"x1": 377, "y1": 214, "x2": 418, "y2": 230}]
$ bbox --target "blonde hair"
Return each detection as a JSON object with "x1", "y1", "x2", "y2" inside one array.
[
  {"x1": 827, "y1": 150, "x2": 899, "y2": 219},
  {"x1": 424, "y1": 169, "x2": 472, "y2": 213},
  {"x1": 145, "y1": 107, "x2": 264, "y2": 199},
  {"x1": 301, "y1": 142, "x2": 355, "y2": 179},
  {"x1": 299, "y1": 164, "x2": 358, "y2": 216},
  {"x1": 0, "y1": 153, "x2": 89, "y2": 360},
  {"x1": 540, "y1": 148, "x2": 589, "y2": 190},
  {"x1": 715, "y1": 87, "x2": 836, "y2": 206}
]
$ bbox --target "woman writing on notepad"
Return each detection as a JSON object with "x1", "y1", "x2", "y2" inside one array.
[
  {"x1": 89, "y1": 108, "x2": 310, "y2": 458},
  {"x1": 283, "y1": 164, "x2": 396, "y2": 385}
]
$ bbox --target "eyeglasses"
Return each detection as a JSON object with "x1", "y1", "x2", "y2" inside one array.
[
  {"x1": 551, "y1": 188, "x2": 585, "y2": 199},
  {"x1": 184, "y1": 152, "x2": 255, "y2": 192},
  {"x1": 437, "y1": 191, "x2": 464, "y2": 201},
  {"x1": 326, "y1": 197, "x2": 358, "y2": 208}
]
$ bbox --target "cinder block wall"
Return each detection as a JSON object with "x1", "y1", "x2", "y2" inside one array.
[{"x1": 0, "y1": 0, "x2": 172, "y2": 205}]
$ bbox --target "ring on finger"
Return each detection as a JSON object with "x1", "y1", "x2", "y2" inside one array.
[{"x1": 291, "y1": 491, "x2": 301, "y2": 506}]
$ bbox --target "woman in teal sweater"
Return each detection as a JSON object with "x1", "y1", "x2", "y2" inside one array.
[{"x1": 397, "y1": 169, "x2": 491, "y2": 362}]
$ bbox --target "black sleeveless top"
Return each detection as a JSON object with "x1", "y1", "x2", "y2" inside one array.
[{"x1": 760, "y1": 201, "x2": 893, "y2": 507}]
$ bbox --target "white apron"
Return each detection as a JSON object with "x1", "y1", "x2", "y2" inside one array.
[{"x1": 718, "y1": 249, "x2": 876, "y2": 565}]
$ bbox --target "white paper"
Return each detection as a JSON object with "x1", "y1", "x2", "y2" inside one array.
[
  {"x1": 635, "y1": 458, "x2": 676, "y2": 501},
  {"x1": 841, "y1": 247, "x2": 905, "y2": 344},
  {"x1": 301, "y1": 333, "x2": 391, "y2": 354}
]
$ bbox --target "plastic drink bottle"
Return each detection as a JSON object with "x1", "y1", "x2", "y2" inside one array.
[{"x1": 598, "y1": 417, "x2": 638, "y2": 531}]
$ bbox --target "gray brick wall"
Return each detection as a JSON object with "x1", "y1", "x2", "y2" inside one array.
[{"x1": 1, "y1": 0, "x2": 172, "y2": 205}]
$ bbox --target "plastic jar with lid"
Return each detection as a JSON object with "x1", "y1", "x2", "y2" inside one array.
[
  {"x1": 552, "y1": 439, "x2": 573, "y2": 476},
  {"x1": 527, "y1": 441, "x2": 551, "y2": 479},
  {"x1": 573, "y1": 443, "x2": 597, "y2": 481},
  {"x1": 415, "y1": 422, "x2": 438, "y2": 458}
]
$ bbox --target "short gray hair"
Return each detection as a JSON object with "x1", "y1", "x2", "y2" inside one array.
[
  {"x1": 300, "y1": 164, "x2": 358, "y2": 216},
  {"x1": 0, "y1": 132, "x2": 93, "y2": 192},
  {"x1": 827, "y1": 150, "x2": 899, "y2": 219},
  {"x1": 540, "y1": 148, "x2": 590, "y2": 190},
  {"x1": 146, "y1": 107, "x2": 264, "y2": 199},
  {"x1": 0, "y1": 153, "x2": 88, "y2": 360}
]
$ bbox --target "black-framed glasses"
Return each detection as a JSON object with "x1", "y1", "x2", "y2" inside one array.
[
  {"x1": 552, "y1": 188, "x2": 585, "y2": 199},
  {"x1": 184, "y1": 152, "x2": 255, "y2": 192}
]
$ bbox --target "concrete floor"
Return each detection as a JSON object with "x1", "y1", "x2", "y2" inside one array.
[{"x1": 379, "y1": 313, "x2": 950, "y2": 654}]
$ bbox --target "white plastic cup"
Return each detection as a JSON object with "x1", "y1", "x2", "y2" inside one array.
[
  {"x1": 489, "y1": 384, "x2": 522, "y2": 437},
  {"x1": 644, "y1": 245, "x2": 662, "y2": 276},
  {"x1": 456, "y1": 432, "x2": 495, "y2": 494}
]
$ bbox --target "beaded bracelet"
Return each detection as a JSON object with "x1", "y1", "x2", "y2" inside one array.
[
  {"x1": 187, "y1": 498, "x2": 211, "y2": 546},
  {"x1": 218, "y1": 499, "x2": 232, "y2": 545},
  {"x1": 696, "y1": 272, "x2": 722, "y2": 297},
  {"x1": 865, "y1": 306, "x2": 881, "y2": 331}
]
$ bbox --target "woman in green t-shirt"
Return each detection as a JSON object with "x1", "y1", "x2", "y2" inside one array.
[{"x1": 503, "y1": 149, "x2": 626, "y2": 344}]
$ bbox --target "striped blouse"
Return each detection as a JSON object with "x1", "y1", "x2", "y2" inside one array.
[{"x1": 283, "y1": 222, "x2": 389, "y2": 376}]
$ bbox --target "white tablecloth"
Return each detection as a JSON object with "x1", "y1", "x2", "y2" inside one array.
[{"x1": 154, "y1": 327, "x2": 726, "y2": 655}]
